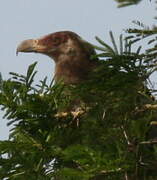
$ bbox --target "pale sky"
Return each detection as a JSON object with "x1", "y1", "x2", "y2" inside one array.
[{"x1": 0, "y1": 0, "x2": 156, "y2": 140}]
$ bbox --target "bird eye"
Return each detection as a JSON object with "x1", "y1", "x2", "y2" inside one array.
[{"x1": 52, "y1": 37, "x2": 61, "y2": 46}]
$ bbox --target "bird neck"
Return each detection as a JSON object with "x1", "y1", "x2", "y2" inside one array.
[{"x1": 54, "y1": 55, "x2": 92, "y2": 84}]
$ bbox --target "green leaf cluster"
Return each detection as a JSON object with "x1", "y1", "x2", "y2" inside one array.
[{"x1": 1, "y1": 29, "x2": 157, "y2": 179}]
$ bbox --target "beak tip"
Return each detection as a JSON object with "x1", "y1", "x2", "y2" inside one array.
[{"x1": 16, "y1": 39, "x2": 35, "y2": 55}]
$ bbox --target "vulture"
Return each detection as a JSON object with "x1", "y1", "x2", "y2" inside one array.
[
  {"x1": 17, "y1": 31, "x2": 98, "y2": 117},
  {"x1": 16, "y1": 31, "x2": 157, "y2": 138},
  {"x1": 16, "y1": 31, "x2": 98, "y2": 84}
]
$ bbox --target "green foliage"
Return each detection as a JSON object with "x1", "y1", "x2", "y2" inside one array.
[
  {"x1": 1, "y1": 1, "x2": 157, "y2": 179},
  {"x1": 1, "y1": 29, "x2": 157, "y2": 179},
  {"x1": 114, "y1": 0, "x2": 150, "y2": 7},
  {"x1": 1, "y1": 2, "x2": 157, "y2": 178}
]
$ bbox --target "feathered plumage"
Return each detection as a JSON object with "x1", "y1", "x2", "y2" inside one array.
[{"x1": 17, "y1": 31, "x2": 98, "y2": 84}]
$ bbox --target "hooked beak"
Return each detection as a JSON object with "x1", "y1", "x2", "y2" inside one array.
[{"x1": 16, "y1": 39, "x2": 37, "y2": 56}]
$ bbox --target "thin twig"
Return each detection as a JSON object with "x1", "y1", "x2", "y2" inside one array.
[
  {"x1": 100, "y1": 168, "x2": 122, "y2": 174},
  {"x1": 125, "y1": 172, "x2": 129, "y2": 180},
  {"x1": 121, "y1": 126, "x2": 131, "y2": 145},
  {"x1": 144, "y1": 104, "x2": 157, "y2": 110},
  {"x1": 140, "y1": 140, "x2": 157, "y2": 145}
]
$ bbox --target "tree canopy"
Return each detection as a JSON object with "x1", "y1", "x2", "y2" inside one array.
[{"x1": 0, "y1": 1, "x2": 157, "y2": 180}]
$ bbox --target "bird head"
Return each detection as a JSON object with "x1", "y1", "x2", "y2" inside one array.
[
  {"x1": 16, "y1": 31, "x2": 95, "y2": 62},
  {"x1": 17, "y1": 31, "x2": 98, "y2": 84}
]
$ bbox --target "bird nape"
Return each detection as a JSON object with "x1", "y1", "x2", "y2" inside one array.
[{"x1": 17, "y1": 31, "x2": 99, "y2": 118}]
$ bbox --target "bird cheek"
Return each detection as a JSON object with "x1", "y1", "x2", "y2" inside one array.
[
  {"x1": 51, "y1": 51, "x2": 60, "y2": 58},
  {"x1": 35, "y1": 46, "x2": 50, "y2": 53},
  {"x1": 67, "y1": 48, "x2": 77, "y2": 56},
  {"x1": 46, "y1": 48, "x2": 60, "y2": 59}
]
